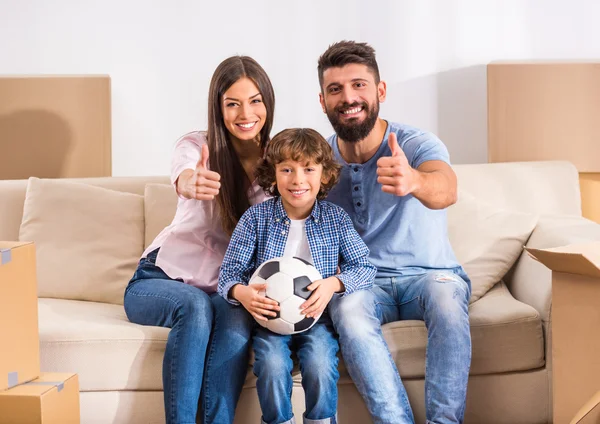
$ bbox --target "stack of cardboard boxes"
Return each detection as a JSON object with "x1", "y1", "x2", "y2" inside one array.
[{"x1": 0, "y1": 242, "x2": 80, "y2": 424}]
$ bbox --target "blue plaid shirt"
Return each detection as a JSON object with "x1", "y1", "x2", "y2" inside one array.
[{"x1": 218, "y1": 197, "x2": 376, "y2": 304}]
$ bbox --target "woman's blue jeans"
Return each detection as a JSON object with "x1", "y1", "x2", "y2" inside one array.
[{"x1": 124, "y1": 249, "x2": 254, "y2": 424}]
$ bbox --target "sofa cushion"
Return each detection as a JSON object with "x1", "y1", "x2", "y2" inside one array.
[
  {"x1": 447, "y1": 190, "x2": 538, "y2": 302},
  {"x1": 19, "y1": 177, "x2": 144, "y2": 304},
  {"x1": 332, "y1": 282, "x2": 544, "y2": 383},
  {"x1": 38, "y1": 283, "x2": 543, "y2": 393},
  {"x1": 38, "y1": 298, "x2": 168, "y2": 391},
  {"x1": 144, "y1": 183, "x2": 177, "y2": 249}
]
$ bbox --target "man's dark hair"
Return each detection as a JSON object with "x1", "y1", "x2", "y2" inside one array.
[{"x1": 317, "y1": 40, "x2": 380, "y2": 89}]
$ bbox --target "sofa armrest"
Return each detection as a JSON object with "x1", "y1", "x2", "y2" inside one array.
[{"x1": 505, "y1": 215, "x2": 600, "y2": 324}]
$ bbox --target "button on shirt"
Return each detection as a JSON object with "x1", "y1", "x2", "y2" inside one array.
[
  {"x1": 326, "y1": 121, "x2": 464, "y2": 278},
  {"x1": 218, "y1": 197, "x2": 376, "y2": 304},
  {"x1": 142, "y1": 131, "x2": 269, "y2": 293}
]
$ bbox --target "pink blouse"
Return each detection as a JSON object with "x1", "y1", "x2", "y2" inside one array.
[{"x1": 142, "y1": 131, "x2": 269, "y2": 293}]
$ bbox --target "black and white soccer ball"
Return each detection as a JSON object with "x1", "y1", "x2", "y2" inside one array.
[{"x1": 249, "y1": 256, "x2": 323, "y2": 335}]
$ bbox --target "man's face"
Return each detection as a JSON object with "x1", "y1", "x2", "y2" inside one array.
[{"x1": 319, "y1": 63, "x2": 386, "y2": 143}]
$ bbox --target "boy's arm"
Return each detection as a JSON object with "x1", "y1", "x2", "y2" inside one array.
[
  {"x1": 301, "y1": 211, "x2": 376, "y2": 318},
  {"x1": 218, "y1": 210, "x2": 258, "y2": 305},
  {"x1": 335, "y1": 212, "x2": 377, "y2": 296}
]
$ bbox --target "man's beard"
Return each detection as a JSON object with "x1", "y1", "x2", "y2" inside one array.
[{"x1": 326, "y1": 101, "x2": 379, "y2": 143}]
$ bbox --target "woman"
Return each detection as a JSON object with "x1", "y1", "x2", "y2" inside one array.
[{"x1": 124, "y1": 56, "x2": 275, "y2": 424}]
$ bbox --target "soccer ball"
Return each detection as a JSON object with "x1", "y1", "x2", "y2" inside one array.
[{"x1": 249, "y1": 256, "x2": 323, "y2": 335}]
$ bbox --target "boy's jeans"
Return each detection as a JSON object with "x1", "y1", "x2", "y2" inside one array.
[
  {"x1": 253, "y1": 315, "x2": 339, "y2": 424},
  {"x1": 124, "y1": 250, "x2": 254, "y2": 424},
  {"x1": 328, "y1": 269, "x2": 471, "y2": 424}
]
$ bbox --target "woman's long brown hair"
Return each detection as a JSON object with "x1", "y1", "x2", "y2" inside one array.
[{"x1": 206, "y1": 56, "x2": 275, "y2": 235}]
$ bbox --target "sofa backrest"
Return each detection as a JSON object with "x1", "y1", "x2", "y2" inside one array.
[
  {"x1": 0, "y1": 161, "x2": 582, "y2": 242},
  {"x1": 0, "y1": 161, "x2": 582, "y2": 243},
  {"x1": 454, "y1": 161, "x2": 581, "y2": 217},
  {"x1": 0, "y1": 176, "x2": 169, "y2": 242}
]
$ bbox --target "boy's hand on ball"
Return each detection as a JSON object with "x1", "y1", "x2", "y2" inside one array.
[
  {"x1": 301, "y1": 277, "x2": 342, "y2": 318},
  {"x1": 232, "y1": 283, "x2": 280, "y2": 322}
]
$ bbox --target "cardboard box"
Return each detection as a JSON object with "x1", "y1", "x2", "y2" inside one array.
[
  {"x1": 0, "y1": 372, "x2": 80, "y2": 424},
  {"x1": 488, "y1": 62, "x2": 600, "y2": 172},
  {"x1": 526, "y1": 242, "x2": 600, "y2": 424},
  {"x1": 0, "y1": 242, "x2": 40, "y2": 391},
  {"x1": 580, "y1": 173, "x2": 600, "y2": 224},
  {"x1": 570, "y1": 390, "x2": 600, "y2": 424},
  {"x1": 0, "y1": 76, "x2": 112, "y2": 179}
]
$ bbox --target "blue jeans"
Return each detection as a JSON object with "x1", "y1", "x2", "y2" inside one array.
[
  {"x1": 253, "y1": 315, "x2": 339, "y2": 424},
  {"x1": 328, "y1": 269, "x2": 471, "y2": 424},
  {"x1": 124, "y1": 249, "x2": 254, "y2": 424}
]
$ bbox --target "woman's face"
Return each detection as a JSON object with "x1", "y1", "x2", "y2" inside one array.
[{"x1": 222, "y1": 77, "x2": 267, "y2": 142}]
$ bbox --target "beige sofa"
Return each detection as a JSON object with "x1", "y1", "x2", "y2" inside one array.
[{"x1": 2, "y1": 160, "x2": 600, "y2": 424}]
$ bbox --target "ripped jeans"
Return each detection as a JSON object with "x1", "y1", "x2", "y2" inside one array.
[{"x1": 328, "y1": 269, "x2": 471, "y2": 424}]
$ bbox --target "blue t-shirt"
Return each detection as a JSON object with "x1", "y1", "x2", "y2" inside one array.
[{"x1": 326, "y1": 121, "x2": 464, "y2": 278}]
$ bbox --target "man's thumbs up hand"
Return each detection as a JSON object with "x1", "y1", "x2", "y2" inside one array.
[{"x1": 376, "y1": 133, "x2": 418, "y2": 197}]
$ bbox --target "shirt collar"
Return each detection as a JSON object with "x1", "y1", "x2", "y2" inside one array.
[{"x1": 273, "y1": 197, "x2": 322, "y2": 224}]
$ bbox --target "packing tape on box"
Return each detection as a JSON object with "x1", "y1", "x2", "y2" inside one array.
[
  {"x1": 24, "y1": 381, "x2": 65, "y2": 392},
  {"x1": 7, "y1": 372, "x2": 18, "y2": 388},
  {"x1": 0, "y1": 249, "x2": 11, "y2": 265}
]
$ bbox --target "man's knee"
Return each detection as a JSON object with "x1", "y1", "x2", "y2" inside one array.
[
  {"x1": 423, "y1": 272, "x2": 469, "y2": 321},
  {"x1": 330, "y1": 289, "x2": 374, "y2": 318},
  {"x1": 329, "y1": 290, "x2": 379, "y2": 338}
]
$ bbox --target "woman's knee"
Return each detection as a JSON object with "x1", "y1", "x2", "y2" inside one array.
[
  {"x1": 175, "y1": 290, "x2": 214, "y2": 330},
  {"x1": 212, "y1": 295, "x2": 253, "y2": 328}
]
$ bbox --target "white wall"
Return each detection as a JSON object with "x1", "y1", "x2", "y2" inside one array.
[{"x1": 2, "y1": 0, "x2": 600, "y2": 176}]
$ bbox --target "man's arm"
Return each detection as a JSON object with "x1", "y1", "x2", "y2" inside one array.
[
  {"x1": 377, "y1": 133, "x2": 457, "y2": 210},
  {"x1": 412, "y1": 160, "x2": 457, "y2": 210}
]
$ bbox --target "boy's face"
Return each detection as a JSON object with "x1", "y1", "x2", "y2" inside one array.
[{"x1": 275, "y1": 159, "x2": 325, "y2": 220}]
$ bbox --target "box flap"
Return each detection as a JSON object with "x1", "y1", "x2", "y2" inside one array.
[
  {"x1": 570, "y1": 390, "x2": 600, "y2": 424},
  {"x1": 0, "y1": 241, "x2": 33, "y2": 250},
  {"x1": 525, "y1": 241, "x2": 600, "y2": 278},
  {"x1": 0, "y1": 373, "x2": 75, "y2": 397},
  {"x1": 0, "y1": 242, "x2": 34, "y2": 266}
]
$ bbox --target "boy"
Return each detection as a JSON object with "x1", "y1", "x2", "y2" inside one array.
[{"x1": 218, "y1": 128, "x2": 376, "y2": 424}]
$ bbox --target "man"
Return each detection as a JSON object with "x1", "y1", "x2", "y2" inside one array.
[{"x1": 318, "y1": 40, "x2": 471, "y2": 424}]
